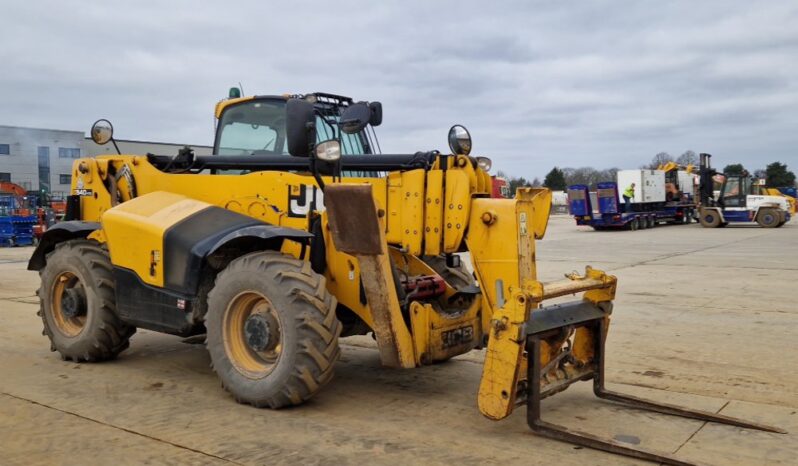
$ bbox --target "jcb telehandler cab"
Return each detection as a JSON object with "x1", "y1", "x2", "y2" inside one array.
[{"x1": 29, "y1": 92, "x2": 783, "y2": 465}]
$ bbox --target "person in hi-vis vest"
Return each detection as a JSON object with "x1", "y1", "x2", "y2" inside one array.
[{"x1": 623, "y1": 183, "x2": 635, "y2": 212}]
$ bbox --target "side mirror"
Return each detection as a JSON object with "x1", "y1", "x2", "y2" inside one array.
[
  {"x1": 369, "y1": 102, "x2": 382, "y2": 126},
  {"x1": 286, "y1": 99, "x2": 316, "y2": 157},
  {"x1": 448, "y1": 124, "x2": 472, "y2": 156},
  {"x1": 90, "y1": 119, "x2": 114, "y2": 145},
  {"x1": 340, "y1": 102, "x2": 372, "y2": 134}
]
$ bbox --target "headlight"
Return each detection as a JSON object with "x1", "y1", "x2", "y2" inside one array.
[
  {"x1": 315, "y1": 140, "x2": 341, "y2": 162},
  {"x1": 477, "y1": 156, "x2": 492, "y2": 172},
  {"x1": 448, "y1": 124, "x2": 472, "y2": 155}
]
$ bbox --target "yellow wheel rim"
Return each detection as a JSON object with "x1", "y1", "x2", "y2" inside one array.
[
  {"x1": 222, "y1": 291, "x2": 283, "y2": 379},
  {"x1": 50, "y1": 271, "x2": 87, "y2": 337}
]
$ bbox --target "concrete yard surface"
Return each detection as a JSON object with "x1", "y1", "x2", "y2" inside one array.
[{"x1": 0, "y1": 215, "x2": 796, "y2": 465}]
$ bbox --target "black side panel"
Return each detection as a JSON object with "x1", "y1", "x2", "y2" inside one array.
[
  {"x1": 64, "y1": 195, "x2": 81, "y2": 221},
  {"x1": 113, "y1": 267, "x2": 201, "y2": 336},
  {"x1": 163, "y1": 206, "x2": 312, "y2": 295},
  {"x1": 310, "y1": 215, "x2": 326, "y2": 274},
  {"x1": 27, "y1": 221, "x2": 101, "y2": 271}
]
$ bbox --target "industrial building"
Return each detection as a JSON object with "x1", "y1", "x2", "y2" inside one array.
[{"x1": 0, "y1": 125, "x2": 211, "y2": 197}]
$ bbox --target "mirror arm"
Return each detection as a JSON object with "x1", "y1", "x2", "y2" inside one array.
[
  {"x1": 111, "y1": 138, "x2": 121, "y2": 155},
  {"x1": 309, "y1": 155, "x2": 326, "y2": 193}
]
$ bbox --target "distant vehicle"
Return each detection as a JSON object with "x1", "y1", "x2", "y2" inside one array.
[
  {"x1": 568, "y1": 169, "x2": 696, "y2": 231},
  {"x1": 491, "y1": 176, "x2": 510, "y2": 198},
  {"x1": 0, "y1": 182, "x2": 38, "y2": 246},
  {"x1": 763, "y1": 186, "x2": 797, "y2": 215},
  {"x1": 697, "y1": 153, "x2": 790, "y2": 228}
]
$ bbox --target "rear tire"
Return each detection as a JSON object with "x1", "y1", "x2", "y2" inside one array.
[
  {"x1": 205, "y1": 251, "x2": 341, "y2": 408},
  {"x1": 698, "y1": 208, "x2": 722, "y2": 228},
  {"x1": 629, "y1": 218, "x2": 638, "y2": 231},
  {"x1": 38, "y1": 239, "x2": 135, "y2": 362},
  {"x1": 756, "y1": 208, "x2": 780, "y2": 228}
]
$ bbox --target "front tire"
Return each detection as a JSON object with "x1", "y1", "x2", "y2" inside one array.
[
  {"x1": 38, "y1": 240, "x2": 135, "y2": 362},
  {"x1": 205, "y1": 251, "x2": 341, "y2": 408},
  {"x1": 699, "y1": 208, "x2": 722, "y2": 228}
]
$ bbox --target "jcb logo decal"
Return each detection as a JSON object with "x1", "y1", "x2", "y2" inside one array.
[
  {"x1": 288, "y1": 184, "x2": 325, "y2": 218},
  {"x1": 441, "y1": 325, "x2": 474, "y2": 349}
]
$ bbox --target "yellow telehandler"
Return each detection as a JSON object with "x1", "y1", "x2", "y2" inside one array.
[{"x1": 28, "y1": 91, "x2": 783, "y2": 465}]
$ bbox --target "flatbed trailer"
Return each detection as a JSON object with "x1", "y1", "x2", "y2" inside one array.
[{"x1": 568, "y1": 182, "x2": 696, "y2": 231}]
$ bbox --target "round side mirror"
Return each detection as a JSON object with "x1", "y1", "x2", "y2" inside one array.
[
  {"x1": 91, "y1": 119, "x2": 114, "y2": 145},
  {"x1": 340, "y1": 102, "x2": 371, "y2": 134},
  {"x1": 448, "y1": 124, "x2": 472, "y2": 156}
]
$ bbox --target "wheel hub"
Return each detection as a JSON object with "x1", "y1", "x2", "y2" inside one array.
[
  {"x1": 61, "y1": 287, "x2": 87, "y2": 318},
  {"x1": 244, "y1": 313, "x2": 273, "y2": 352}
]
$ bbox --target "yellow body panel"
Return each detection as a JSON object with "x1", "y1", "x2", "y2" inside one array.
[
  {"x1": 400, "y1": 170, "x2": 426, "y2": 256},
  {"x1": 423, "y1": 170, "x2": 444, "y2": 257},
  {"x1": 443, "y1": 170, "x2": 470, "y2": 252},
  {"x1": 101, "y1": 192, "x2": 210, "y2": 287}
]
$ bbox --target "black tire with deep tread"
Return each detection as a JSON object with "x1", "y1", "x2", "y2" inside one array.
[
  {"x1": 421, "y1": 254, "x2": 475, "y2": 290},
  {"x1": 38, "y1": 239, "x2": 135, "y2": 362},
  {"x1": 205, "y1": 251, "x2": 341, "y2": 409}
]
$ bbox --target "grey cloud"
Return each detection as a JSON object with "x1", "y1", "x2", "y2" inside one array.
[{"x1": 1, "y1": 0, "x2": 797, "y2": 179}]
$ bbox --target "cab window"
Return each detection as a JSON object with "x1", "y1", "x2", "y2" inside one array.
[
  {"x1": 722, "y1": 177, "x2": 743, "y2": 207},
  {"x1": 216, "y1": 100, "x2": 288, "y2": 156}
]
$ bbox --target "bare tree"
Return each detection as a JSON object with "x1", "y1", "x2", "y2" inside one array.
[
  {"x1": 647, "y1": 152, "x2": 673, "y2": 169},
  {"x1": 676, "y1": 150, "x2": 698, "y2": 166}
]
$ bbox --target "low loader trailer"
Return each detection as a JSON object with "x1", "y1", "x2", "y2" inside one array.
[{"x1": 568, "y1": 182, "x2": 695, "y2": 231}]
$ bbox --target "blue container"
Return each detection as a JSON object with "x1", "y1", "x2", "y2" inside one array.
[
  {"x1": 568, "y1": 185, "x2": 591, "y2": 216},
  {"x1": 596, "y1": 182, "x2": 620, "y2": 214}
]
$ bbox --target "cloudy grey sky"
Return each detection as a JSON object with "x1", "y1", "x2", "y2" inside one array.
[{"x1": 2, "y1": 1, "x2": 796, "y2": 179}]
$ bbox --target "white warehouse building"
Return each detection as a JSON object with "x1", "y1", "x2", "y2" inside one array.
[{"x1": 0, "y1": 125, "x2": 211, "y2": 198}]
